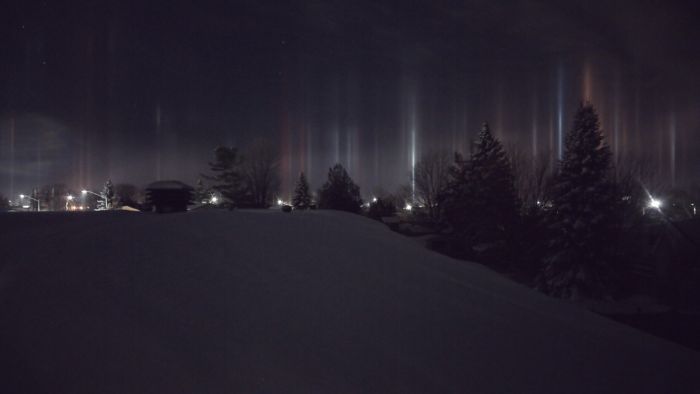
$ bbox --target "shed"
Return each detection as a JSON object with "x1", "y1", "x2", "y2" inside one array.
[{"x1": 145, "y1": 180, "x2": 194, "y2": 213}]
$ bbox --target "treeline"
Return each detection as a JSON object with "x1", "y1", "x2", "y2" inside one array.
[{"x1": 199, "y1": 103, "x2": 697, "y2": 302}]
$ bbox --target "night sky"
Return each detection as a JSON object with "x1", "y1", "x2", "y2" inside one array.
[{"x1": 2, "y1": 0, "x2": 700, "y2": 198}]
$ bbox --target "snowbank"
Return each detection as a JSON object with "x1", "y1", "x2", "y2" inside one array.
[{"x1": 0, "y1": 210, "x2": 697, "y2": 393}]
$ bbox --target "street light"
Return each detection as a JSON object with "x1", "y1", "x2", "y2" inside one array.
[
  {"x1": 81, "y1": 189, "x2": 108, "y2": 210},
  {"x1": 66, "y1": 194, "x2": 74, "y2": 210},
  {"x1": 20, "y1": 194, "x2": 40, "y2": 211},
  {"x1": 648, "y1": 198, "x2": 662, "y2": 210}
]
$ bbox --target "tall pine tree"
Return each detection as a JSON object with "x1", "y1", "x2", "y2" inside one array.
[
  {"x1": 318, "y1": 164, "x2": 362, "y2": 213},
  {"x1": 292, "y1": 172, "x2": 312, "y2": 209},
  {"x1": 441, "y1": 123, "x2": 520, "y2": 263},
  {"x1": 204, "y1": 146, "x2": 247, "y2": 207},
  {"x1": 538, "y1": 103, "x2": 616, "y2": 299}
]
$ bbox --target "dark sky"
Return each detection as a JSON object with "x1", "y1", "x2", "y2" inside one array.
[{"x1": 2, "y1": 0, "x2": 700, "y2": 198}]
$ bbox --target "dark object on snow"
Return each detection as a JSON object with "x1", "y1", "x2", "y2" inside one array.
[
  {"x1": 281, "y1": 205, "x2": 292, "y2": 213},
  {"x1": 145, "y1": 180, "x2": 195, "y2": 213}
]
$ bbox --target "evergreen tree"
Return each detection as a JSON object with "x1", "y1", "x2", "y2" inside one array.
[
  {"x1": 538, "y1": 103, "x2": 616, "y2": 299},
  {"x1": 441, "y1": 123, "x2": 520, "y2": 262},
  {"x1": 204, "y1": 146, "x2": 246, "y2": 207},
  {"x1": 103, "y1": 179, "x2": 114, "y2": 209},
  {"x1": 317, "y1": 164, "x2": 362, "y2": 213},
  {"x1": 194, "y1": 178, "x2": 211, "y2": 204},
  {"x1": 0, "y1": 194, "x2": 9, "y2": 212},
  {"x1": 292, "y1": 172, "x2": 312, "y2": 209}
]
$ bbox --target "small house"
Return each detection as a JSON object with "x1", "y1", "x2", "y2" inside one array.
[{"x1": 145, "y1": 180, "x2": 194, "y2": 213}]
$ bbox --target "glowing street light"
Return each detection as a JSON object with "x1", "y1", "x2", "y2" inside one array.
[
  {"x1": 277, "y1": 199, "x2": 284, "y2": 206},
  {"x1": 82, "y1": 189, "x2": 108, "y2": 210},
  {"x1": 648, "y1": 198, "x2": 662, "y2": 210},
  {"x1": 404, "y1": 203, "x2": 412, "y2": 211},
  {"x1": 65, "y1": 194, "x2": 74, "y2": 210},
  {"x1": 210, "y1": 196, "x2": 218, "y2": 204},
  {"x1": 20, "y1": 194, "x2": 40, "y2": 211},
  {"x1": 372, "y1": 197, "x2": 378, "y2": 203}
]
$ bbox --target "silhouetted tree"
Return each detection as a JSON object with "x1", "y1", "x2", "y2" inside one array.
[
  {"x1": 114, "y1": 183, "x2": 140, "y2": 208},
  {"x1": 441, "y1": 123, "x2": 520, "y2": 263},
  {"x1": 318, "y1": 164, "x2": 362, "y2": 213},
  {"x1": 38, "y1": 184, "x2": 69, "y2": 211},
  {"x1": 292, "y1": 172, "x2": 312, "y2": 210},
  {"x1": 414, "y1": 150, "x2": 451, "y2": 222},
  {"x1": 241, "y1": 140, "x2": 280, "y2": 208},
  {"x1": 204, "y1": 146, "x2": 246, "y2": 207},
  {"x1": 0, "y1": 194, "x2": 9, "y2": 211},
  {"x1": 538, "y1": 103, "x2": 617, "y2": 299}
]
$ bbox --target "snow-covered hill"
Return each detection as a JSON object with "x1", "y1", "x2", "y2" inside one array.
[{"x1": 0, "y1": 210, "x2": 697, "y2": 393}]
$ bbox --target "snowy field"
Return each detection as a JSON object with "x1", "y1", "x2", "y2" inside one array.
[{"x1": 0, "y1": 210, "x2": 698, "y2": 393}]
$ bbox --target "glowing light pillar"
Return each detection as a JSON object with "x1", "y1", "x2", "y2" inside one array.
[
  {"x1": 411, "y1": 121, "x2": 416, "y2": 203},
  {"x1": 531, "y1": 89, "x2": 538, "y2": 166},
  {"x1": 408, "y1": 94, "x2": 417, "y2": 204},
  {"x1": 9, "y1": 116, "x2": 15, "y2": 200},
  {"x1": 155, "y1": 104, "x2": 162, "y2": 180},
  {"x1": 670, "y1": 112, "x2": 676, "y2": 187},
  {"x1": 556, "y1": 63, "x2": 564, "y2": 160}
]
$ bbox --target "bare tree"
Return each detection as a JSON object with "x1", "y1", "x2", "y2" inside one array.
[
  {"x1": 414, "y1": 150, "x2": 451, "y2": 221},
  {"x1": 241, "y1": 139, "x2": 281, "y2": 208}
]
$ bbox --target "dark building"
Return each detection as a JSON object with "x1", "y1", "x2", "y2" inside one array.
[{"x1": 145, "y1": 181, "x2": 194, "y2": 213}]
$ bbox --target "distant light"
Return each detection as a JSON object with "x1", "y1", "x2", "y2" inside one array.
[
  {"x1": 22, "y1": 205, "x2": 30, "y2": 209},
  {"x1": 648, "y1": 198, "x2": 662, "y2": 209},
  {"x1": 404, "y1": 204, "x2": 412, "y2": 211},
  {"x1": 277, "y1": 199, "x2": 283, "y2": 206},
  {"x1": 19, "y1": 194, "x2": 25, "y2": 199},
  {"x1": 372, "y1": 197, "x2": 378, "y2": 203},
  {"x1": 536, "y1": 200, "x2": 542, "y2": 206},
  {"x1": 81, "y1": 190, "x2": 88, "y2": 194},
  {"x1": 210, "y1": 196, "x2": 218, "y2": 204},
  {"x1": 67, "y1": 195, "x2": 74, "y2": 201}
]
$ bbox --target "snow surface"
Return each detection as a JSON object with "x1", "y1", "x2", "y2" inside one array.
[{"x1": 0, "y1": 210, "x2": 698, "y2": 393}]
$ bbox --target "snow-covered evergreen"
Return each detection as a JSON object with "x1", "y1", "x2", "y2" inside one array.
[
  {"x1": 292, "y1": 172, "x2": 313, "y2": 210},
  {"x1": 103, "y1": 179, "x2": 114, "y2": 209},
  {"x1": 538, "y1": 103, "x2": 617, "y2": 299}
]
